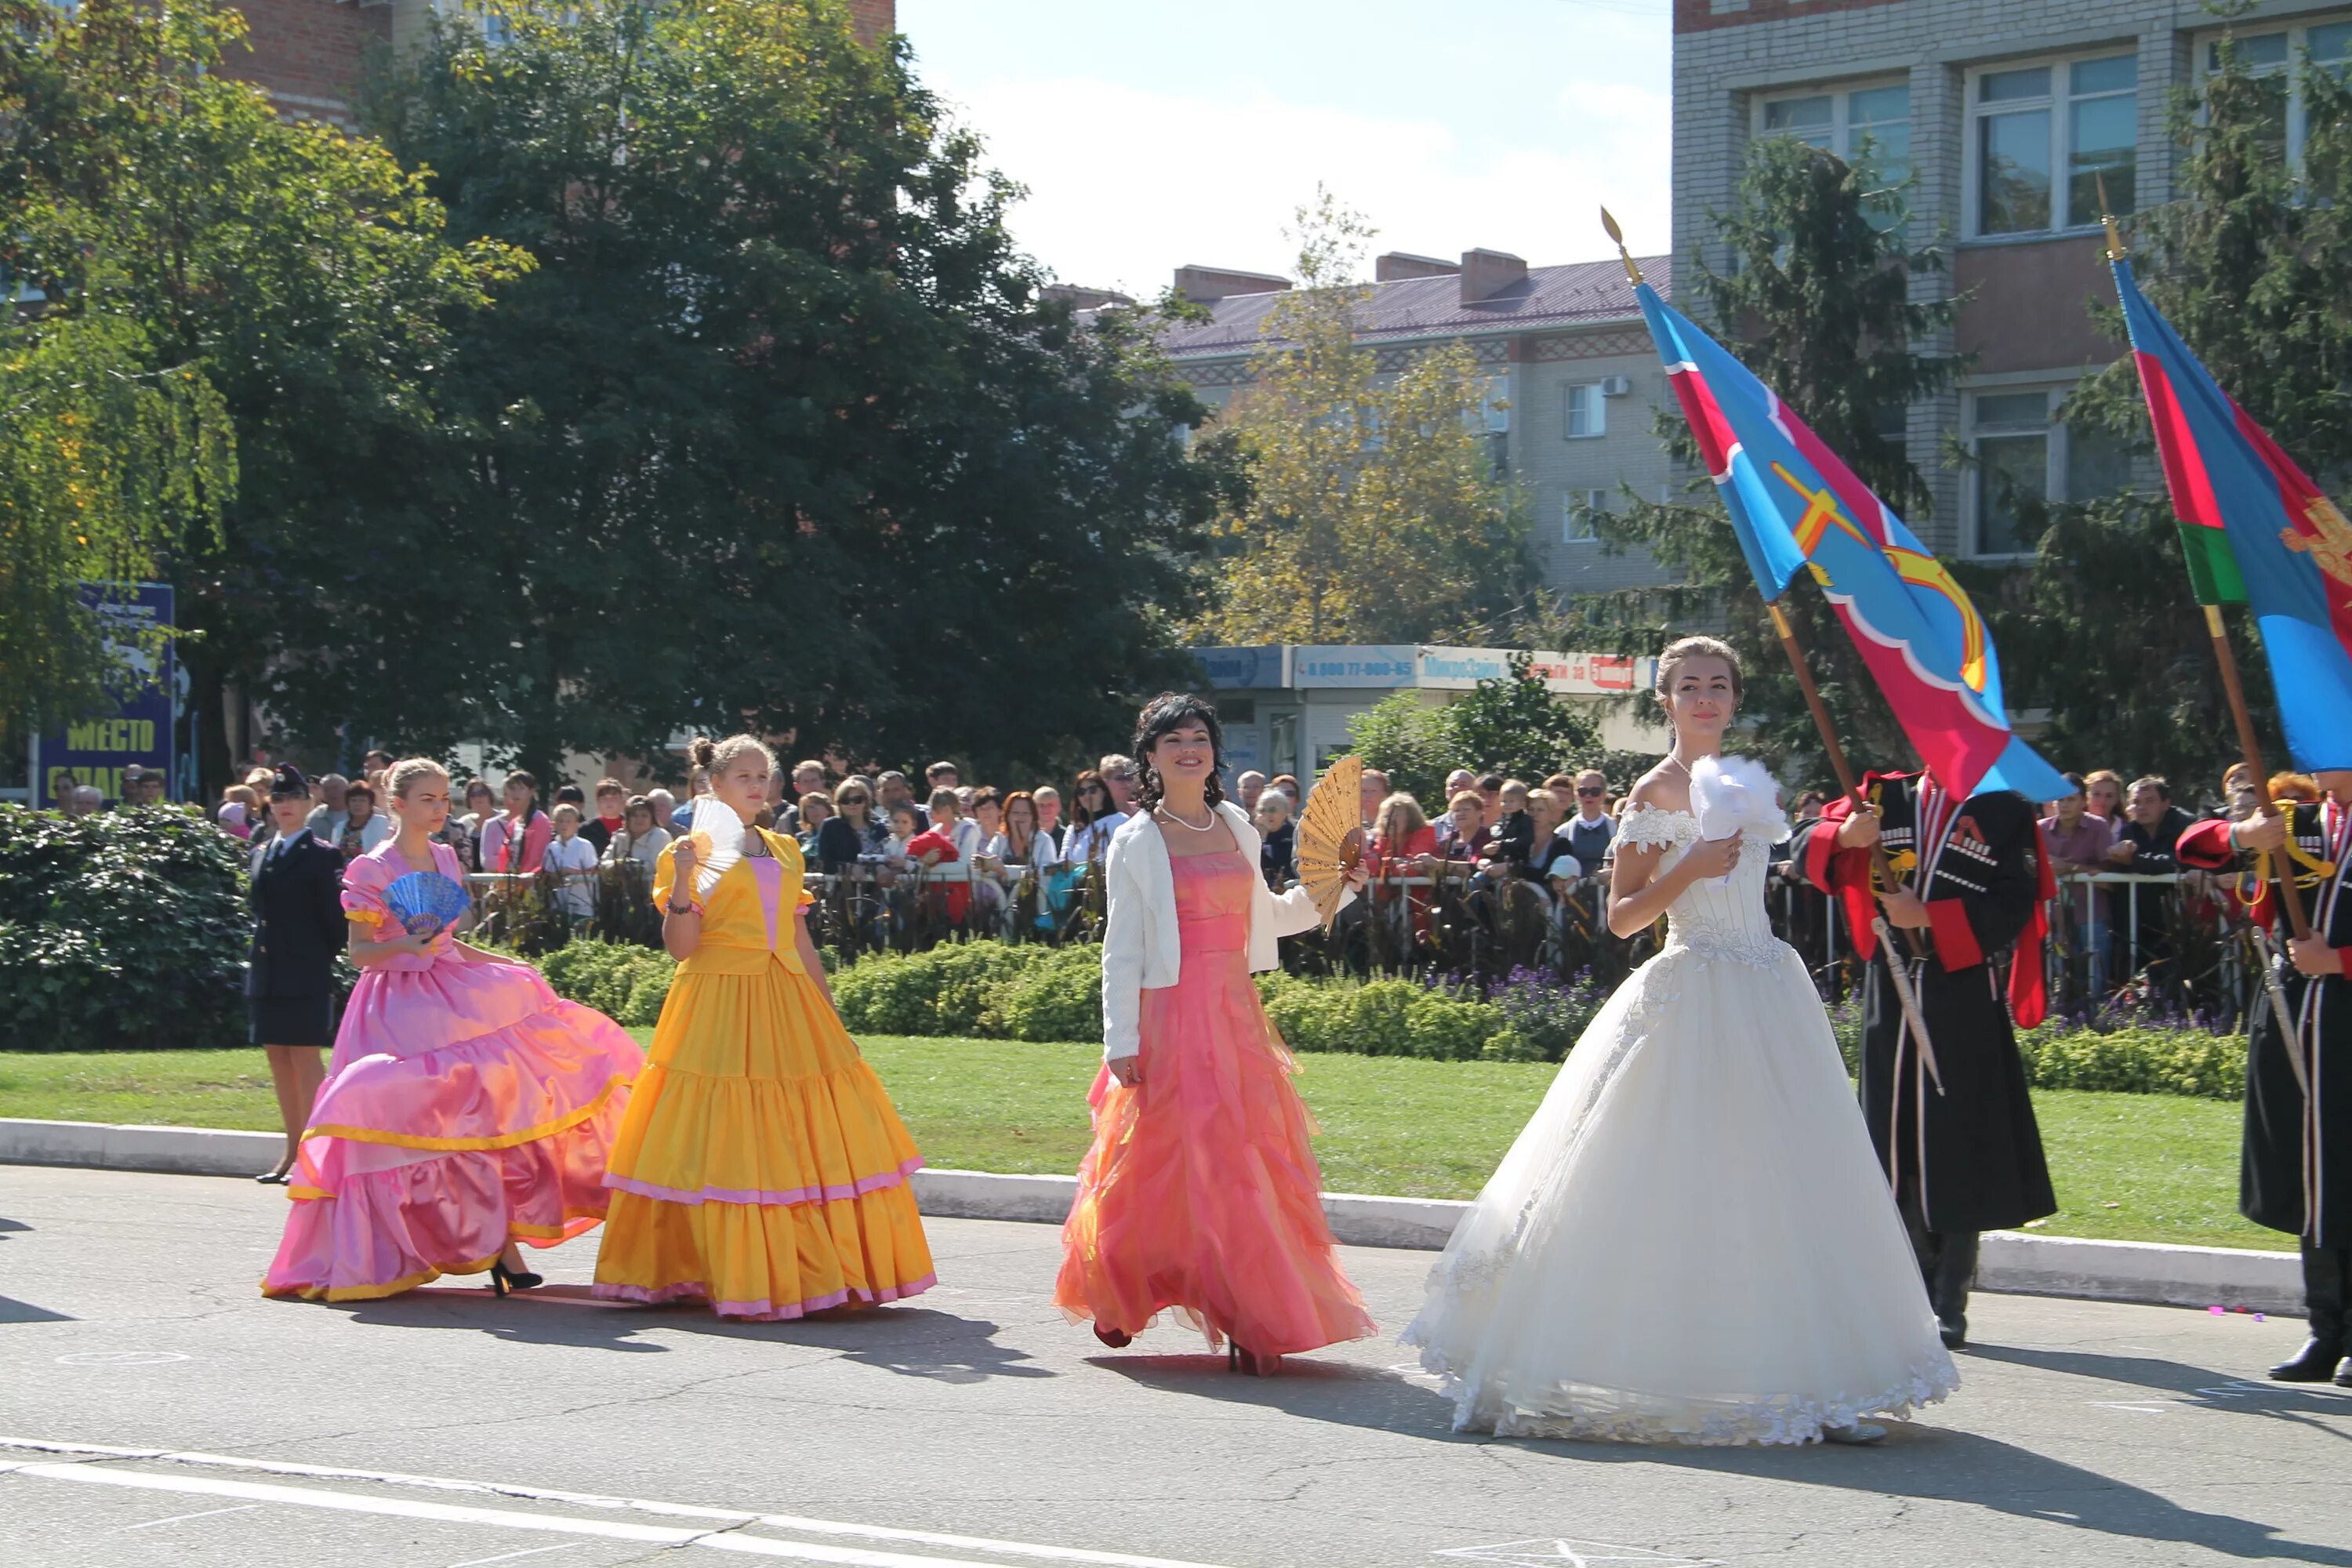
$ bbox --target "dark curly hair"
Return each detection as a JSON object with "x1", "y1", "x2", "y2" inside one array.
[{"x1": 1132, "y1": 691, "x2": 1227, "y2": 814}]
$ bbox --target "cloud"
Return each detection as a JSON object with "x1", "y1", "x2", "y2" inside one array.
[{"x1": 925, "y1": 71, "x2": 1673, "y2": 297}]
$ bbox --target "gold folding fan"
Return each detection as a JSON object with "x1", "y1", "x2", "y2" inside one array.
[{"x1": 1296, "y1": 754, "x2": 1367, "y2": 927}]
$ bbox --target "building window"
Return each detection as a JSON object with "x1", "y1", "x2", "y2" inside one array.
[
  {"x1": 1970, "y1": 53, "x2": 2137, "y2": 238},
  {"x1": 1968, "y1": 387, "x2": 2136, "y2": 555},
  {"x1": 2203, "y1": 20, "x2": 2352, "y2": 169},
  {"x1": 1757, "y1": 81, "x2": 1911, "y2": 193},
  {"x1": 1564, "y1": 383, "x2": 1605, "y2": 439},
  {"x1": 1563, "y1": 490, "x2": 1610, "y2": 544}
]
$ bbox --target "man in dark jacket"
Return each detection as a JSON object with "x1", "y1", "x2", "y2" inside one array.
[
  {"x1": 2107, "y1": 775, "x2": 2197, "y2": 995},
  {"x1": 1788, "y1": 771, "x2": 2058, "y2": 1350}
]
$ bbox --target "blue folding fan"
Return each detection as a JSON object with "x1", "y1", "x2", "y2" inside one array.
[{"x1": 384, "y1": 870, "x2": 472, "y2": 938}]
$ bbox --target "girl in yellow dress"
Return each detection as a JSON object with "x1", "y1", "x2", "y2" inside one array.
[{"x1": 593, "y1": 734, "x2": 935, "y2": 1319}]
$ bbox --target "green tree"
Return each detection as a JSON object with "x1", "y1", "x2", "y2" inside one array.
[
  {"x1": 0, "y1": 0, "x2": 524, "y2": 788},
  {"x1": 1347, "y1": 655, "x2": 1599, "y2": 800},
  {"x1": 1567, "y1": 136, "x2": 1963, "y2": 788},
  {"x1": 1194, "y1": 189, "x2": 1528, "y2": 645},
  {"x1": 1998, "y1": 18, "x2": 2352, "y2": 787},
  {"x1": 371, "y1": 0, "x2": 1234, "y2": 784}
]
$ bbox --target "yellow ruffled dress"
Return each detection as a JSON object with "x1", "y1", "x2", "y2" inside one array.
[{"x1": 592, "y1": 829, "x2": 934, "y2": 1318}]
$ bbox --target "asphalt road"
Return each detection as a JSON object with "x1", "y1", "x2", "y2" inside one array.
[{"x1": 2, "y1": 1165, "x2": 2347, "y2": 1568}]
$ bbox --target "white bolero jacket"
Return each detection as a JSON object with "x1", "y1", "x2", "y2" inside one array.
[{"x1": 1098, "y1": 801, "x2": 1352, "y2": 1062}]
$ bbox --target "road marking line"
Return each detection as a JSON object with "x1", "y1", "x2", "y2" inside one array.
[
  {"x1": 0, "y1": 1438, "x2": 1236, "y2": 1568},
  {"x1": 13, "y1": 1465, "x2": 1000, "y2": 1566},
  {"x1": 445, "y1": 1544, "x2": 589, "y2": 1567},
  {"x1": 123, "y1": 1504, "x2": 262, "y2": 1530}
]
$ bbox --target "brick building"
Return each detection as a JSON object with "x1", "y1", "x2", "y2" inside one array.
[
  {"x1": 1675, "y1": 0, "x2": 2351, "y2": 559},
  {"x1": 216, "y1": 0, "x2": 897, "y2": 125},
  {"x1": 1155, "y1": 252, "x2": 1684, "y2": 598}
]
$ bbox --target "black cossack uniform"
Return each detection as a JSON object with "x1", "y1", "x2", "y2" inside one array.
[{"x1": 247, "y1": 829, "x2": 350, "y2": 1047}]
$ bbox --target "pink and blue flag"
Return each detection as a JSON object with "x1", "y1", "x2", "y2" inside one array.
[
  {"x1": 1632, "y1": 283, "x2": 2069, "y2": 803},
  {"x1": 2111, "y1": 257, "x2": 2352, "y2": 773}
]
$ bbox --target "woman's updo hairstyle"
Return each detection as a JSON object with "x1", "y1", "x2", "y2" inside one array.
[
  {"x1": 387, "y1": 757, "x2": 450, "y2": 800},
  {"x1": 1131, "y1": 691, "x2": 1227, "y2": 814},
  {"x1": 1653, "y1": 635, "x2": 1744, "y2": 706},
  {"x1": 688, "y1": 733, "x2": 775, "y2": 777}
]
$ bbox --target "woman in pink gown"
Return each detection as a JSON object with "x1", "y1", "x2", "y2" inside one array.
[
  {"x1": 264, "y1": 759, "x2": 644, "y2": 1301},
  {"x1": 1055, "y1": 694, "x2": 1375, "y2": 1374}
]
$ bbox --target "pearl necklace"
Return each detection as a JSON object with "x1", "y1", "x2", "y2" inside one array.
[{"x1": 1156, "y1": 804, "x2": 1218, "y2": 833}]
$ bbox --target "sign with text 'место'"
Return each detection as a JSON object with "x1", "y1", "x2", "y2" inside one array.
[{"x1": 32, "y1": 583, "x2": 176, "y2": 807}]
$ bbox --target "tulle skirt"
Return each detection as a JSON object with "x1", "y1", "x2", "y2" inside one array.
[
  {"x1": 1403, "y1": 935, "x2": 1958, "y2": 1444},
  {"x1": 591, "y1": 956, "x2": 934, "y2": 1320},
  {"x1": 263, "y1": 956, "x2": 642, "y2": 1301},
  {"x1": 1054, "y1": 946, "x2": 1376, "y2": 1357}
]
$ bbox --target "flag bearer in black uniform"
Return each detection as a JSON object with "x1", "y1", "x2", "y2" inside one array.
[
  {"x1": 248, "y1": 765, "x2": 349, "y2": 1186},
  {"x1": 2180, "y1": 779, "x2": 2352, "y2": 1385},
  {"x1": 1788, "y1": 771, "x2": 2059, "y2": 1349}
]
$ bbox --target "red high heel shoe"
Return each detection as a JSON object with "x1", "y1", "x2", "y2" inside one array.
[{"x1": 1093, "y1": 1325, "x2": 1133, "y2": 1349}]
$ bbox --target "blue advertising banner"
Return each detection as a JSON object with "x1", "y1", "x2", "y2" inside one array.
[
  {"x1": 32, "y1": 583, "x2": 176, "y2": 808},
  {"x1": 1193, "y1": 645, "x2": 1289, "y2": 690}
]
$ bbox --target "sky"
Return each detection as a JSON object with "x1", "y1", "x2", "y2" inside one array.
[{"x1": 895, "y1": 0, "x2": 1675, "y2": 298}]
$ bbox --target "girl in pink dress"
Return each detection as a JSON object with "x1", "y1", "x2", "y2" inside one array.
[
  {"x1": 264, "y1": 759, "x2": 644, "y2": 1301},
  {"x1": 1055, "y1": 694, "x2": 1375, "y2": 1374}
]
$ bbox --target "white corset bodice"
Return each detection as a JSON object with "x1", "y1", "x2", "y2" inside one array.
[{"x1": 1616, "y1": 805, "x2": 1788, "y2": 967}]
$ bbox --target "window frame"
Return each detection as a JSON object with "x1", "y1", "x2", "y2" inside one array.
[
  {"x1": 2194, "y1": 16, "x2": 2352, "y2": 172},
  {"x1": 1962, "y1": 49, "x2": 2141, "y2": 241},
  {"x1": 1563, "y1": 382, "x2": 1606, "y2": 441},
  {"x1": 1752, "y1": 75, "x2": 1912, "y2": 169},
  {"x1": 1962, "y1": 379, "x2": 2127, "y2": 559},
  {"x1": 1562, "y1": 489, "x2": 1609, "y2": 546}
]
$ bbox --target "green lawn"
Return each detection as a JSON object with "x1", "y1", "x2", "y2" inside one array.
[{"x1": 0, "y1": 1036, "x2": 2282, "y2": 1251}]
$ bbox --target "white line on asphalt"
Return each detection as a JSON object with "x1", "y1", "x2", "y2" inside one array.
[
  {"x1": 122, "y1": 1504, "x2": 262, "y2": 1530},
  {"x1": 0, "y1": 1438, "x2": 1239, "y2": 1568},
  {"x1": 12, "y1": 1465, "x2": 1007, "y2": 1566},
  {"x1": 445, "y1": 1544, "x2": 589, "y2": 1567}
]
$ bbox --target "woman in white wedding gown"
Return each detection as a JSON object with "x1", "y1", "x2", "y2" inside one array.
[{"x1": 1404, "y1": 637, "x2": 1957, "y2": 1446}]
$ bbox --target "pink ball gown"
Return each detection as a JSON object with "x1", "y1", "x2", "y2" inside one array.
[
  {"x1": 263, "y1": 839, "x2": 644, "y2": 1301},
  {"x1": 1054, "y1": 847, "x2": 1375, "y2": 1357}
]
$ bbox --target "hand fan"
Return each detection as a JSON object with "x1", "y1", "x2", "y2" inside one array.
[
  {"x1": 1689, "y1": 755, "x2": 1787, "y2": 880},
  {"x1": 1295, "y1": 754, "x2": 1367, "y2": 928},
  {"x1": 688, "y1": 796, "x2": 747, "y2": 898},
  {"x1": 383, "y1": 870, "x2": 472, "y2": 938}
]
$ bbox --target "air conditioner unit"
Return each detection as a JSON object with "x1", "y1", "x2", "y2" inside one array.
[{"x1": 1599, "y1": 375, "x2": 1632, "y2": 397}]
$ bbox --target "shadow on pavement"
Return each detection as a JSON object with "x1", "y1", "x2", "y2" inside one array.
[
  {"x1": 328, "y1": 1289, "x2": 1052, "y2": 1380},
  {"x1": 1965, "y1": 1341, "x2": 2352, "y2": 1441},
  {"x1": 1097, "y1": 1349, "x2": 2352, "y2": 1564},
  {"x1": 0, "y1": 1294, "x2": 73, "y2": 1323},
  {"x1": 0, "y1": 1217, "x2": 32, "y2": 1240}
]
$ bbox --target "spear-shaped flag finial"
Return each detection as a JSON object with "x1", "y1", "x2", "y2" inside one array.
[
  {"x1": 1600, "y1": 207, "x2": 1644, "y2": 287},
  {"x1": 2096, "y1": 172, "x2": 2125, "y2": 262}
]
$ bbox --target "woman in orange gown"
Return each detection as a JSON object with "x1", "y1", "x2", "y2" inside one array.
[{"x1": 1055, "y1": 694, "x2": 1374, "y2": 1374}]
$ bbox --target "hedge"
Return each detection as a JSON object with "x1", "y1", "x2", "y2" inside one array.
[
  {"x1": 519, "y1": 936, "x2": 2253, "y2": 1102},
  {"x1": 0, "y1": 804, "x2": 251, "y2": 1051}
]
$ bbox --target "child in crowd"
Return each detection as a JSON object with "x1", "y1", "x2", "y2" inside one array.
[
  {"x1": 482, "y1": 771, "x2": 552, "y2": 874},
  {"x1": 545, "y1": 802, "x2": 601, "y2": 920}
]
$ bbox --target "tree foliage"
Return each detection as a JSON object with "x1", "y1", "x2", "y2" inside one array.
[
  {"x1": 368, "y1": 0, "x2": 1234, "y2": 784},
  {"x1": 1566, "y1": 137, "x2": 1962, "y2": 789},
  {"x1": 1348, "y1": 655, "x2": 1599, "y2": 802},
  {"x1": 0, "y1": 0, "x2": 524, "y2": 784},
  {"x1": 1994, "y1": 20, "x2": 2352, "y2": 790},
  {"x1": 1192, "y1": 189, "x2": 1528, "y2": 645}
]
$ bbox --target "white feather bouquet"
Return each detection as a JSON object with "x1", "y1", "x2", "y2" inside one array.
[{"x1": 1689, "y1": 754, "x2": 1788, "y2": 880}]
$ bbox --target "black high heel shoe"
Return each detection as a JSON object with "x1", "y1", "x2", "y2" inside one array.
[
  {"x1": 486, "y1": 1262, "x2": 544, "y2": 1297},
  {"x1": 1226, "y1": 1342, "x2": 1280, "y2": 1377}
]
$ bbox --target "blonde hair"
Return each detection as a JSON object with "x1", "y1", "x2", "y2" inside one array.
[
  {"x1": 387, "y1": 757, "x2": 450, "y2": 800},
  {"x1": 1655, "y1": 634, "x2": 1743, "y2": 702},
  {"x1": 223, "y1": 784, "x2": 260, "y2": 809},
  {"x1": 688, "y1": 733, "x2": 775, "y2": 777},
  {"x1": 551, "y1": 801, "x2": 583, "y2": 823}
]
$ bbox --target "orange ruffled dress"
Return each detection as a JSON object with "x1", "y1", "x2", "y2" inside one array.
[
  {"x1": 1054, "y1": 848, "x2": 1375, "y2": 1356},
  {"x1": 592, "y1": 829, "x2": 934, "y2": 1319}
]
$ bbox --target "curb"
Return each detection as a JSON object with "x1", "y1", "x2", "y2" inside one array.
[{"x1": 0, "y1": 1118, "x2": 2304, "y2": 1312}]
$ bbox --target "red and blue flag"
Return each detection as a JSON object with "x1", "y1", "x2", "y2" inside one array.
[
  {"x1": 2111, "y1": 257, "x2": 2352, "y2": 773},
  {"x1": 1632, "y1": 283, "x2": 2070, "y2": 803}
]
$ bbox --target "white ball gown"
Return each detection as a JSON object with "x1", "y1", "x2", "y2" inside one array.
[{"x1": 1403, "y1": 797, "x2": 1958, "y2": 1444}]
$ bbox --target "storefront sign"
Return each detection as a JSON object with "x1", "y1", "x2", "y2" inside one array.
[
  {"x1": 1193, "y1": 645, "x2": 1289, "y2": 690},
  {"x1": 1292, "y1": 645, "x2": 1417, "y2": 688}
]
